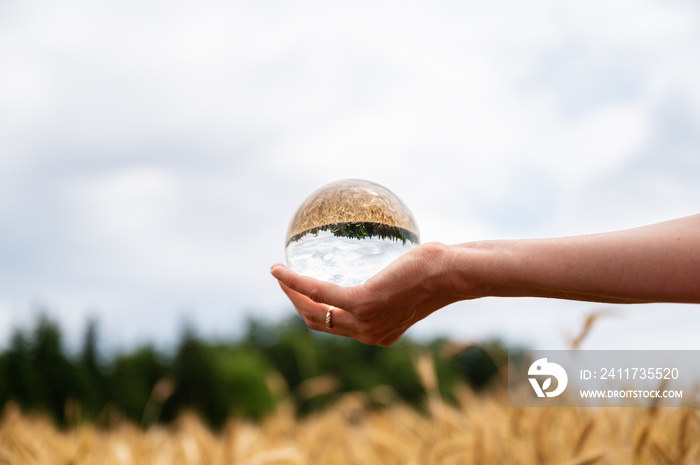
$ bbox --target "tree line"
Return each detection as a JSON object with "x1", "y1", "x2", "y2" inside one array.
[
  {"x1": 287, "y1": 222, "x2": 419, "y2": 246},
  {"x1": 0, "y1": 314, "x2": 513, "y2": 429}
]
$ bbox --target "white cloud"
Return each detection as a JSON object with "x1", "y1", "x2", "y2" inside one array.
[{"x1": 0, "y1": 0, "x2": 698, "y2": 349}]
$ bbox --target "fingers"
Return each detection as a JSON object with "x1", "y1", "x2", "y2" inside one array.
[
  {"x1": 270, "y1": 264, "x2": 361, "y2": 311},
  {"x1": 277, "y1": 281, "x2": 361, "y2": 338},
  {"x1": 277, "y1": 280, "x2": 399, "y2": 345},
  {"x1": 271, "y1": 264, "x2": 409, "y2": 346}
]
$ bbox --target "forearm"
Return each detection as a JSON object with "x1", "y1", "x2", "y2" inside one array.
[{"x1": 443, "y1": 214, "x2": 700, "y2": 304}]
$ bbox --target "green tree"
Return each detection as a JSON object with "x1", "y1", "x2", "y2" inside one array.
[
  {"x1": 0, "y1": 329, "x2": 37, "y2": 409},
  {"x1": 164, "y1": 326, "x2": 274, "y2": 428},
  {"x1": 29, "y1": 316, "x2": 83, "y2": 425},
  {"x1": 79, "y1": 318, "x2": 109, "y2": 420},
  {"x1": 108, "y1": 344, "x2": 168, "y2": 422}
]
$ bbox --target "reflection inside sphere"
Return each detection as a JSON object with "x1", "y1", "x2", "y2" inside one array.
[{"x1": 285, "y1": 179, "x2": 420, "y2": 287}]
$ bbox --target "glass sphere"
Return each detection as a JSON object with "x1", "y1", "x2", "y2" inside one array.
[{"x1": 285, "y1": 179, "x2": 420, "y2": 287}]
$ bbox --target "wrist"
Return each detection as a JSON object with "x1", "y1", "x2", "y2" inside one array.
[
  {"x1": 448, "y1": 240, "x2": 520, "y2": 299},
  {"x1": 416, "y1": 242, "x2": 456, "y2": 294},
  {"x1": 418, "y1": 240, "x2": 526, "y2": 300}
]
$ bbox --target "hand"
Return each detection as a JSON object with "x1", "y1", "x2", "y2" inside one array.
[
  {"x1": 271, "y1": 214, "x2": 700, "y2": 346},
  {"x1": 270, "y1": 242, "x2": 461, "y2": 346}
]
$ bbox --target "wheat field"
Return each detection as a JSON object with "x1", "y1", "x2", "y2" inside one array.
[{"x1": 2, "y1": 382, "x2": 699, "y2": 465}]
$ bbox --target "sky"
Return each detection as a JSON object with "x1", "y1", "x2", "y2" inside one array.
[{"x1": 0, "y1": 0, "x2": 699, "y2": 353}]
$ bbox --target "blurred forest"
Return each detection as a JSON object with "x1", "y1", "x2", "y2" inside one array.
[{"x1": 0, "y1": 315, "x2": 517, "y2": 429}]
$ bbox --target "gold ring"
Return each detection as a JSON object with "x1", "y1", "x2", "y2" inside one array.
[{"x1": 325, "y1": 306, "x2": 334, "y2": 329}]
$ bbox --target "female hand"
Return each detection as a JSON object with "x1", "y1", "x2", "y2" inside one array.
[
  {"x1": 271, "y1": 214, "x2": 700, "y2": 346},
  {"x1": 270, "y1": 242, "x2": 463, "y2": 346}
]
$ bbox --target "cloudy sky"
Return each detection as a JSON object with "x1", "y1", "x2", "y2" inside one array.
[{"x1": 1, "y1": 0, "x2": 698, "y2": 352}]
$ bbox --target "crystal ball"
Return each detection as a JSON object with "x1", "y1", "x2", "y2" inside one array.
[{"x1": 285, "y1": 179, "x2": 420, "y2": 287}]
